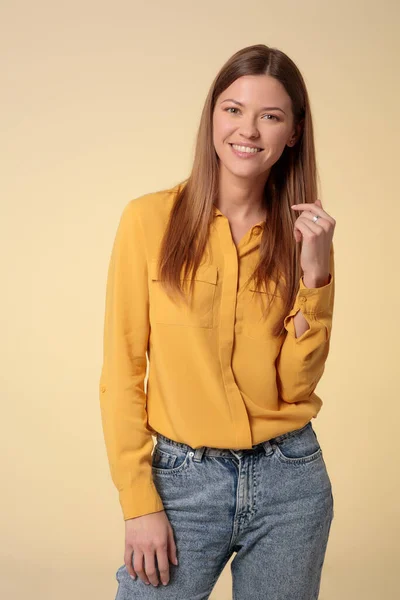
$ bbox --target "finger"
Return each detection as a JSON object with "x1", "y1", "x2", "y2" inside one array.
[
  {"x1": 291, "y1": 198, "x2": 322, "y2": 209},
  {"x1": 293, "y1": 225, "x2": 302, "y2": 242},
  {"x1": 133, "y1": 550, "x2": 150, "y2": 585},
  {"x1": 292, "y1": 208, "x2": 333, "y2": 229},
  {"x1": 144, "y1": 549, "x2": 159, "y2": 587},
  {"x1": 294, "y1": 211, "x2": 330, "y2": 230},
  {"x1": 156, "y1": 545, "x2": 171, "y2": 586},
  {"x1": 291, "y1": 204, "x2": 325, "y2": 216},
  {"x1": 168, "y1": 525, "x2": 179, "y2": 566},
  {"x1": 294, "y1": 217, "x2": 321, "y2": 237},
  {"x1": 291, "y1": 203, "x2": 334, "y2": 224},
  {"x1": 124, "y1": 547, "x2": 136, "y2": 580}
]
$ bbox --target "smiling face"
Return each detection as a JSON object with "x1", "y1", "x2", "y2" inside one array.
[{"x1": 212, "y1": 74, "x2": 299, "y2": 182}]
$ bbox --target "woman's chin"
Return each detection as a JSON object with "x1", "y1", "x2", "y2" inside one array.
[{"x1": 222, "y1": 161, "x2": 262, "y2": 179}]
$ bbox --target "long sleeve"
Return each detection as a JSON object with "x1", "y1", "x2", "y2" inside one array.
[
  {"x1": 99, "y1": 200, "x2": 164, "y2": 521},
  {"x1": 275, "y1": 243, "x2": 335, "y2": 403}
]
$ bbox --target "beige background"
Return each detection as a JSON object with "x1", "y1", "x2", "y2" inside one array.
[{"x1": 2, "y1": 1, "x2": 399, "y2": 598}]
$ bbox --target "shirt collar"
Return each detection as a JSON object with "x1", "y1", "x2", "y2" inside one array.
[{"x1": 213, "y1": 204, "x2": 265, "y2": 232}]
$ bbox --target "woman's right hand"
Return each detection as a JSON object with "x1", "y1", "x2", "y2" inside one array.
[{"x1": 124, "y1": 510, "x2": 178, "y2": 587}]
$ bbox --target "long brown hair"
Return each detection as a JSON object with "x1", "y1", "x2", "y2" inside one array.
[{"x1": 157, "y1": 43, "x2": 322, "y2": 337}]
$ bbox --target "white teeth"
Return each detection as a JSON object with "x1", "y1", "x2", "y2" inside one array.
[{"x1": 231, "y1": 144, "x2": 261, "y2": 153}]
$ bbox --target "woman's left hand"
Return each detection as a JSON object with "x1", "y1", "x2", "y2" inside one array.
[{"x1": 291, "y1": 198, "x2": 336, "y2": 278}]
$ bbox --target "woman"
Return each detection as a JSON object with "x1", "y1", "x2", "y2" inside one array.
[{"x1": 99, "y1": 43, "x2": 336, "y2": 600}]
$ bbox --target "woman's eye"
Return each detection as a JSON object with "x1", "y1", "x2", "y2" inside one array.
[{"x1": 225, "y1": 107, "x2": 278, "y2": 120}]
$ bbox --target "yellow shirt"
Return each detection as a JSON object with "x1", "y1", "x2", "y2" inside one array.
[{"x1": 99, "y1": 182, "x2": 335, "y2": 520}]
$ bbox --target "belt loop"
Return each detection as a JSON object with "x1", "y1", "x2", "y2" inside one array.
[
  {"x1": 261, "y1": 440, "x2": 274, "y2": 456},
  {"x1": 193, "y1": 447, "x2": 206, "y2": 462}
]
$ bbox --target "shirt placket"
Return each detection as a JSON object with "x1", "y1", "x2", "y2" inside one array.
[{"x1": 214, "y1": 214, "x2": 255, "y2": 449}]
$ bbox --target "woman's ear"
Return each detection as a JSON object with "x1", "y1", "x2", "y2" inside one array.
[{"x1": 290, "y1": 119, "x2": 304, "y2": 146}]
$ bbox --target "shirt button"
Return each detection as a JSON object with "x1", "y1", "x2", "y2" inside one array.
[
  {"x1": 100, "y1": 384, "x2": 106, "y2": 393},
  {"x1": 299, "y1": 297, "x2": 306, "y2": 303}
]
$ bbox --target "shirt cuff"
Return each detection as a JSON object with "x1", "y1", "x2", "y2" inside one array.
[
  {"x1": 283, "y1": 273, "x2": 334, "y2": 336},
  {"x1": 119, "y1": 479, "x2": 165, "y2": 521}
]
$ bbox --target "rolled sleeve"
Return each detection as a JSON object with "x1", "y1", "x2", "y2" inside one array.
[
  {"x1": 283, "y1": 270, "x2": 334, "y2": 340},
  {"x1": 276, "y1": 244, "x2": 335, "y2": 403}
]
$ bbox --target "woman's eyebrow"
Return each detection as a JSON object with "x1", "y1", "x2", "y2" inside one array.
[{"x1": 220, "y1": 98, "x2": 286, "y2": 115}]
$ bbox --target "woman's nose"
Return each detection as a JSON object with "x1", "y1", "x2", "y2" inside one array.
[{"x1": 239, "y1": 119, "x2": 260, "y2": 139}]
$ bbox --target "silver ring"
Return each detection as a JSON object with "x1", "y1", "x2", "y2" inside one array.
[{"x1": 312, "y1": 215, "x2": 320, "y2": 223}]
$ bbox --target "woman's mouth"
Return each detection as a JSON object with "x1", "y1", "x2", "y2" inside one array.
[{"x1": 229, "y1": 143, "x2": 263, "y2": 158}]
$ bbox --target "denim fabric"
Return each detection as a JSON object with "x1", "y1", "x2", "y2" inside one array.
[{"x1": 115, "y1": 421, "x2": 334, "y2": 600}]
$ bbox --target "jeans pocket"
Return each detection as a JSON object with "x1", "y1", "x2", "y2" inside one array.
[
  {"x1": 151, "y1": 444, "x2": 192, "y2": 475},
  {"x1": 273, "y1": 423, "x2": 322, "y2": 465}
]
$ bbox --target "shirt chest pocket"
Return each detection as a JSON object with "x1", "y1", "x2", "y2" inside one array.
[{"x1": 149, "y1": 259, "x2": 218, "y2": 328}]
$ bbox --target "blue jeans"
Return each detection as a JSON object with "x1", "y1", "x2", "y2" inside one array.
[{"x1": 115, "y1": 421, "x2": 334, "y2": 600}]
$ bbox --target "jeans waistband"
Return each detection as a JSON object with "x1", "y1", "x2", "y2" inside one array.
[{"x1": 155, "y1": 421, "x2": 312, "y2": 459}]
